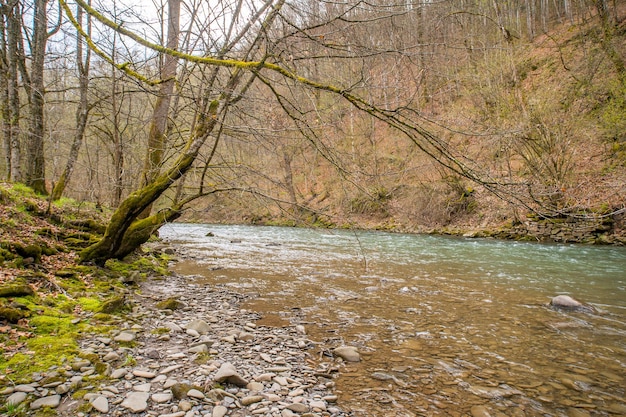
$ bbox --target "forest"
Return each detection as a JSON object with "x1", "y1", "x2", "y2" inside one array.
[{"x1": 1, "y1": 0, "x2": 625, "y2": 262}]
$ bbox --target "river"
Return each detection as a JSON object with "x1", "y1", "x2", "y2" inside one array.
[{"x1": 158, "y1": 223, "x2": 626, "y2": 417}]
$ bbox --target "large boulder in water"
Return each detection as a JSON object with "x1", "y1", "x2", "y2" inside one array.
[{"x1": 550, "y1": 295, "x2": 594, "y2": 312}]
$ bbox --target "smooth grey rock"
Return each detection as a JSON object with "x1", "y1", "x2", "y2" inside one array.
[
  {"x1": 14, "y1": 384, "x2": 36, "y2": 393},
  {"x1": 287, "y1": 403, "x2": 309, "y2": 412},
  {"x1": 187, "y1": 389, "x2": 205, "y2": 399},
  {"x1": 110, "y1": 368, "x2": 128, "y2": 379},
  {"x1": 121, "y1": 391, "x2": 150, "y2": 413},
  {"x1": 189, "y1": 344, "x2": 208, "y2": 353},
  {"x1": 550, "y1": 295, "x2": 595, "y2": 312},
  {"x1": 114, "y1": 331, "x2": 136, "y2": 342},
  {"x1": 333, "y1": 346, "x2": 361, "y2": 362},
  {"x1": 30, "y1": 395, "x2": 61, "y2": 410},
  {"x1": 212, "y1": 405, "x2": 228, "y2": 417},
  {"x1": 55, "y1": 384, "x2": 70, "y2": 395},
  {"x1": 91, "y1": 396, "x2": 110, "y2": 413},
  {"x1": 152, "y1": 393, "x2": 173, "y2": 403},
  {"x1": 133, "y1": 369, "x2": 156, "y2": 379},
  {"x1": 214, "y1": 362, "x2": 249, "y2": 387},
  {"x1": 103, "y1": 351, "x2": 120, "y2": 362},
  {"x1": 241, "y1": 395, "x2": 264, "y2": 405},
  {"x1": 6, "y1": 391, "x2": 27, "y2": 406},
  {"x1": 185, "y1": 319, "x2": 211, "y2": 334},
  {"x1": 551, "y1": 295, "x2": 582, "y2": 308}
]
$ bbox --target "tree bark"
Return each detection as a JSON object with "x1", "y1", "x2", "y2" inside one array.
[
  {"x1": 51, "y1": 2, "x2": 91, "y2": 201},
  {"x1": 25, "y1": 0, "x2": 48, "y2": 194},
  {"x1": 1, "y1": 0, "x2": 22, "y2": 182},
  {"x1": 79, "y1": 99, "x2": 221, "y2": 265},
  {"x1": 138, "y1": 0, "x2": 181, "y2": 218}
]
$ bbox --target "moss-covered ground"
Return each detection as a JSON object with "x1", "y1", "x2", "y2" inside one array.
[{"x1": 0, "y1": 182, "x2": 170, "y2": 388}]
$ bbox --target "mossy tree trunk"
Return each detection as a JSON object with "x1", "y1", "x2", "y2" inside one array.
[{"x1": 79, "y1": 100, "x2": 221, "y2": 265}]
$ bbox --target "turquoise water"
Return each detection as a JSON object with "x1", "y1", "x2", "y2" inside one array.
[{"x1": 160, "y1": 223, "x2": 626, "y2": 416}]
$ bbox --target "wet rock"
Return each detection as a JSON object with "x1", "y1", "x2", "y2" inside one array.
[
  {"x1": 471, "y1": 405, "x2": 493, "y2": 417},
  {"x1": 550, "y1": 295, "x2": 594, "y2": 312},
  {"x1": 333, "y1": 346, "x2": 361, "y2": 362}
]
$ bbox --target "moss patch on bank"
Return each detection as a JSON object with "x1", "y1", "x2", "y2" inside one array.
[{"x1": 0, "y1": 182, "x2": 169, "y2": 385}]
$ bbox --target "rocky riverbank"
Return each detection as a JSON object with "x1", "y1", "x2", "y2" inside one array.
[{"x1": 2, "y1": 270, "x2": 354, "y2": 416}]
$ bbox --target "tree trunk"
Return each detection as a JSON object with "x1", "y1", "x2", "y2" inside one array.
[
  {"x1": 138, "y1": 0, "x2": 181, "y2": 218},
  {"x1": 51, "y1": 2, "x2": 91, "y2": 201},
  {"x1": 1, "y1": 0, "x2": 22, "y2": 182},
  {"x1": 79, "y1": 99, "x2": 221, "y2": 265},
  {"x1": 25, "y1": 0, "x2": 48, "y2": 194}
]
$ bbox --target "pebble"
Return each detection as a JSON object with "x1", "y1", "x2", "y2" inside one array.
[
  {"x1": 30, "y1": 394, "x2": 61, "y2": 409},
  {"x1": 91, "y1": 395, "x2": 110, "y2": 413},
  {"x1": 333, "y1": 346, "x2": 361, "y2": 362},
  {"x1": 6, "y1": 391, "x2": 27, "y2": 406},
  {"x1": 212, "y1": 405, "x2": 228, "y2": 417},
  {"x1": 121, "y1": 391, "x2": 150, "y2": 412},
  {"x1": 114, "y1": 331, "x2": 136, "y2": 342},
  {"x1": 0, "y1": 272, "x2": 348, "y2": 417}
]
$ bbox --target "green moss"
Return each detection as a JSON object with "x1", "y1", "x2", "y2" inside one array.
[
  {"x1": 156, "y1": 298, "x2": 183, "y2": 310},
  {"x1": 72, "y1": 389, "x2": 89, "y2": 400},
  {"x1": 78, "y1": 297, "x2": 101, "y2": 312},
  {"x1": 98, "y1": 295, "x2": 128, "y2": 314},
  {"x1": 0, "y1": 279, "x2": 35, "y2": 298},
  {"x1": 151, "y1": 327, "x2": 171, "y2": 335},
  {"x1": 29, "y1": 315, "x2": 74, "y2": 335},
  {"x1": 0, "y1": 307, "x2": 30, "y2": 323}
]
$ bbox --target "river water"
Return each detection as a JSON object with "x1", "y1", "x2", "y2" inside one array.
[{"x1": 158, "y1": 223, "x2": 626, "y2": 417}]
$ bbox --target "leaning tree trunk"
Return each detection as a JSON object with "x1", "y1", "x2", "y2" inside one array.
[{"x1": 79, "y1": 99, "x2": 220, "y2": 265}]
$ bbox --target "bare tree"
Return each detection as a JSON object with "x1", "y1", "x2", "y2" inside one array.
[{"x1": 50, "y1": 1, "x2": 92, "y2": 201}]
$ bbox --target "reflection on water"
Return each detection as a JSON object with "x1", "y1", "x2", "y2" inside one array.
[{"x1": 160, "y1": 223, "x2": 626, "y2": 417}]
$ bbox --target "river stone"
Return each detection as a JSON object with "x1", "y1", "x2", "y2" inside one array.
[
  {"x1": 103, "y1": 351, "x2": 120, "y2": 362},
  {"x1": 121, "y1": 391, "x2": 150, "y2": 412},
  {"x1": 133, "y1": 369, "x2": 157, "y2": 379},
  {"x1": 212, "y1": 405, "x2": 228, "y2": 417},
  {"x1": 551, "y1": 295, "x2": 582, "y2": 308},
  {"x1": 6, "y1": 391, "x2": 27, "y2": 406},
  {"x1": 187, "y1": 389, "x2": 205, "y2": 399},
  {"x1": 111, "y1": 368, "x2": 128, "y2": 379},
  {"x1": 333, "y1": 346, "x2": 361, "y2": 362},
  {"x1": 15, "y1": 384, "x2": 36, "y2": 392},
  {"x1": 214, "y1": 362, "x2": 249, "y2": 387},
  {"x1": 91, "y1": 396, "x2": 109, "y2": 413},
  {"x1": 114, "y1": 331, "x2": 136, "y2": 342},
  {"x1": 185, "y1": 319, "x2": 211, "y2": 334},
  {"x1": 152, "y1": 392, "x2": 173, "y2": 403},
  {"x1": 30, "y1": 395, "x2": 61, "y2": 410},
  {"x1": 470, "y1": 405, "x2": 493, "y2": 417},
  {"x1": 189, "y1": 344, "x2": 209, "y2": 353},
  {"x1": 287, "y1": 403, "x2": 309, "y2": 412},
  {"x1": 241, "y1": 395, "x2": 264, "y2": 405}
]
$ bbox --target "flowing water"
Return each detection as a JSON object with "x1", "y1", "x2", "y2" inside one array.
[{"x1": 158, "y1": 223, "x2": 626, "y2": 417}]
